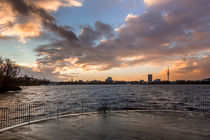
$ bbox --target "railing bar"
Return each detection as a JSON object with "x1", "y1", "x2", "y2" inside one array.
[
  {"x1": 11, "y1": 106, "x2": 13, "y2": 126},
  {"x1": 7, "y1": 107, "x2": 9, "y2": 127},
  {"x1": 8, "y1": 106, "x2": 10, "y2": 126},
  {"x1": 4, "y1": 108, "x2": 6, "y2": 128},
  {"x1": 24, "y1": 104, "x2": 25, "y2": 123},
  {"x1": 31, "y1": 104, "x2": 33, "y2": 121},
  {"x1": 2, "y1": 108, "x2": 4, "y2": 128},
  {"x1": 14, "y1": 106, "x2": 16, "y2": 126},
  {"x1": 13, "y1": 105, "x2": 16, "y2": 125},
  {"x1": 0, "y1": 108, "x2": 2, "y2": 129},
  {"x1": 21, "y1": 105, "x2": 23, "y2": 124},
  {"x1": 17, "y1": 105, "x2": 19, "y2": 125},
  {"x1": 22, "y1": 105, "x2": 24, "y2": 124}
]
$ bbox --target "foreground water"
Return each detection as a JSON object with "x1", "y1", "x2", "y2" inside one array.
[{"x1": 0, "y1": 85, "x2": 210, "y2": 111}]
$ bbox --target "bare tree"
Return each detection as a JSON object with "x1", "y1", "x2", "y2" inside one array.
[
  {"x1": 2, "y1": 58, "x2": 20, "y2": 79},
  {"x1": 0, "y1": 57, "x2": 20, "y2": 92}
]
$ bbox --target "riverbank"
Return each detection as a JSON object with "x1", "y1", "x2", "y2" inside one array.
[{"x1": 0, "y1": 111, "x2": 210, "y2": 140}]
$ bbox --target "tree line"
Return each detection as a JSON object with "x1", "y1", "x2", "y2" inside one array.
[{"x1": 0, "y1": 57, "x2": 49, "y2": 93}]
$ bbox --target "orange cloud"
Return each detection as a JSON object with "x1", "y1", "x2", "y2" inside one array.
[
  {"x1": 144, "y1": 0, "x2": 169, "y2": 6},
  {"x1": 1, "y1": 21, "x2": 42, "y2": 43},
  {"x1": 0, "y1": 0, "x2": 84, "y2": 43},
  {"x1": 0, "y1": 3, "x2": 15, "y2": 24},
  {"x1": 35, "y1": 0, "x2": 83, "y2": 11},
  {"x1": 158, "y1": 55, "x2": 210, "y2": 81}
]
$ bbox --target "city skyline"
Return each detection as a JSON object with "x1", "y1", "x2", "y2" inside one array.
[{"x1": 1, "y1": 0, "x2": 210, "y2": 81}]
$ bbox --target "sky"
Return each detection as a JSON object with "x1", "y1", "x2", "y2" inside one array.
[{"x1": 0, "y1": 0, "x2": 210, "y2": 81}]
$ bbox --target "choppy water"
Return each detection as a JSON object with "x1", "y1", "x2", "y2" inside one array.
[{"x1": 0, "y1": 85, "x2": 210, "y2": 110}]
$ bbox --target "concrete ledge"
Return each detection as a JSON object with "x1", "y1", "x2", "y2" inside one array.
[
  {"x1": 0, "y1": 110, "x2": 210, "y2": 140},
  {"x1": 1, "y1": 110, "x2": 209, "y2": 133}
]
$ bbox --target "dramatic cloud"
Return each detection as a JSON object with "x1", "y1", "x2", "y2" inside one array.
[
  {"x1": 32, "y1": 0, "x2": 210, "y2": 80},
  {"x1": 1, "y1": 21, "x2": 42, "y2": 43},
  {"x1": 1, "y1": 0, "x2": 210, "y2": 80},
  {"x1": 0, "y1": 0, "x2": 80, "y2": 42},
  {"x1": 78, "y1": 21, "x2": 114, "y2": 45}
]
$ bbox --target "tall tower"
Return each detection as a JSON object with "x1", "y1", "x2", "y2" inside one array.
[
  {"x1": 148, "y1": 74, "x2": 152, "y2": 83},
  {"x1": 167, "y1": 67, "x2": 170, "y2": 81}
]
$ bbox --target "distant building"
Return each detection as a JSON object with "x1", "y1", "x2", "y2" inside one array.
[
  {"x1": 130, "y1": 81, "x2": 138, "y2": 84},
  {"x1": 148, "y1": 74, "x2": 152, "y2": 83},
  {"x1": 202, "y1": 78, "x2": 210, "y2": 82},
  {"x1": 78, "y1": 80, "x2": 83, "y2": 83},
  {"x1": 154, "y1": 79, "x2": 161, "y2": 84},
  {"x1": 105, "y1": 77, "x2": 113, "y2": 84},
  {"x1": 140, "y1": 80, "x2": 145, "y2": 84},
  {"x1": 167, "y1": 67, "x2": 170, "y2": 81}
]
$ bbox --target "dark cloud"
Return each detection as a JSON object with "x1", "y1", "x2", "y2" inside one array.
[
  {"x1": 78, "y1": 21, "x2": 114, "y2": 46},
  {"x1": 78, "y1": 26, "x2": 101, "y2": 45},
  {"x1": 4, "y1": 0, "x2": 54, "y2": 21},
  {"x1": 44, "y1": 23, "x2": 77, "y2": 41},
  {"x1": 1, "y1": 0, "x2": 77, "y2": 41},
  {"x1": 5, "y1": 0, "x2": 32, "y2": 15},
  {"x1": 95, "y1": 21, "x2": 114, "y2": 38}
]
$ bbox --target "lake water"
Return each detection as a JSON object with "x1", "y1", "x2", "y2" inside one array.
[{"x1": 0, "y1": 85, "x2": 210, "y2": 112}]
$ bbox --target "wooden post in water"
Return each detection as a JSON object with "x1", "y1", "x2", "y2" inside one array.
[
  {"x1": 0, "y1": 108, "x2": 2, "y2": 129},
  {"x1": 104, "y1": 99, "x2": 107, "y2": 112},
  {"x1": 127, "y1": 98, "x2": 129, "y2": 112},
  {"x1": 57, "y1": 102, "x2": 59, "y2": 119},
  {"x1": 82, "y1": 100, "x2": 84, "y2": 115}
]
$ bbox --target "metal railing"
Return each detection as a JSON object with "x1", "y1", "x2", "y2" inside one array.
[{"x1": 0, "y1": 98, "x2": 210, "y2": 130}]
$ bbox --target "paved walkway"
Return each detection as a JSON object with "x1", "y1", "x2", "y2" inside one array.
[{"x1": 0, "y1": 111, "x2": 210, "y2": 140}]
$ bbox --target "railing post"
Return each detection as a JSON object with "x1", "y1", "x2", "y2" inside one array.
[
  {"x1": 4, "y1": 108, "x2": 6, "y2": 128},
  {"x1": 2, "y1": 108, "x2": 5, "y2": 129},
  {"x1": 104, "y1": 99, "x2": 107, "y2": 112},
  {"x1": 6, "y1": 108, "x2": 9, "y2": 127},
  {"x1": 8, "y1": 107, "x2": 10, "y2": 127},
  {"x1": 28, "y1": 104, "x2": 31, "y2": 124},
  {"x1": 57, "y1": 102, "x2": 59, "y2": 119}
]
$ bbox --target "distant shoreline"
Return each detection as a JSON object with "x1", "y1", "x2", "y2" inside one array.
[{"x1": 24, "y1": 83, "x2": 210, "y2": 86}]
